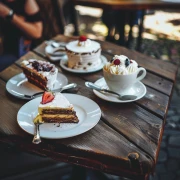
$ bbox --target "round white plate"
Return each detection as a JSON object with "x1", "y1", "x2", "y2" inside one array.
[
  {"x1": 6, "y1": 72, "x2": 68, "y2": 100},
  {"x1": 93, "y1": 78, "x2": 146, "y2": 103},
  {"x1": 17, "y1": 94, "x2": 101, "y2": 139},
  {"x1": 59, "y1": 55, "x2": 108, "y2": 73},
  {"x1": 45, "y1": 44, "x2": 67, "y2": 62}
]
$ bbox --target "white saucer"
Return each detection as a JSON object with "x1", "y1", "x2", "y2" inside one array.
[
  {"x1": 93, "y1": 78, "x2": 146, "y2": 103},
  {"x1": 6, "y1": 72, "x2": 68, "y2": 100},
  {"x1": 45, "y1": 44, "x2": 67, "y2": 62},
  {"x1": 59, "y1": 55, "x2": 108, "y2": 73},
  {"x1": 17, "y1": 94, "x2": 101, "y2": 139}
]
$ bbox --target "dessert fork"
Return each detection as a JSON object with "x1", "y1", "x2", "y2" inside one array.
[
  {"x1": 32, "y1": 122, "x2": 42, "y2": 144},
  {"x1": 15, "y1": 83, "x2": 77, "y2": 99},
  {"x1": 85, "y1": 82, "x2": 137, "y2": 101}
]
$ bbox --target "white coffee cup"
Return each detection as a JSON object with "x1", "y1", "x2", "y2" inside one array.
[{"x1": 103, "y1": 67, "x2": 146, "y2": 94}]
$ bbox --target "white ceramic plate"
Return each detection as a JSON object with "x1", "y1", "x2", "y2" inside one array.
[
  {"x1": 6, "y1": 73, "x2": 68, "y2": 100},
  {"x1": 93, "y1": 78, "x2": 146, "y2": 103},
  {"x1": 17, "y1": 94, "x2": 101, "y2": 139},
  {"x1": 59, "y1": 55, "x2": 108, "y2": 73}
]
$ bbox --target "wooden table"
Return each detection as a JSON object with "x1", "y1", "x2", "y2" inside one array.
[
  {"x1": 72, "y1": 0, "x2": 180, "y2": 50},
  {"x1": 0, "y1": 35, "x2": 178, "y2": 180}
]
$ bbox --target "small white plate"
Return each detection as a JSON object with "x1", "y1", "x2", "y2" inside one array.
[
  {"x1": 6, "y1": 72, "x2": 68, "y2": 100},
  {"x1": 17, "y1": 94, "x2": 101, "y2": 139},
  {"x1": 60, "y1": 55, "x2": 108, "y2": 73},
  {"x1": 45, "y1": 44, "x2": 67, "y2": 62},
  {"x1": 93, "y1": 78, "x2": 146, "y2": 103}
]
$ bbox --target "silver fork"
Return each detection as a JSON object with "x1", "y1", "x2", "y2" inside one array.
[
  {"x1": 16, "y1": 83, "x2": 77, "y2": 99},
  {"x1": 32, "y1": 123, "x2": 42, "y2": 144}
]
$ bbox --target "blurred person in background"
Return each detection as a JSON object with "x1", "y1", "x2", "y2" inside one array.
[{"x1": 0, "y1": 0, "x2": 43, "y2": 71}]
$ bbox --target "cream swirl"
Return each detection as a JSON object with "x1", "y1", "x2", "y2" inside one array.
[
  {"x1": 126, "y1": 60, "x2": 138, "y2": 74},
  {"x1": 117, "y1": 66, "x2": 128, "y2": 75}
]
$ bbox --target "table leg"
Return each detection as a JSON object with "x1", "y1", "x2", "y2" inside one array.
[
  {"x1": 116, "y1": 11, "x2": 126, "y2": 46},
  {"x1": 71, "y1": 4, "x2": 79, "y2": 36},
  {"x1": 126, "y1": 11, "x2": 136, "y2": 48},
  {"x1": 136, "y1": 10, "x2": 145, "y2": 51}
]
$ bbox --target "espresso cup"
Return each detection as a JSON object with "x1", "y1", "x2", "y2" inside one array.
[{"x1": 103, "y1": 67, "x2": 146, "y2": 94}]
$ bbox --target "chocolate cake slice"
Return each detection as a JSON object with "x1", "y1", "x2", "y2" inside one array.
[
  {"x1": 21, "y1": 59, "x2": 58, "y2": 90},
  {"x1": 34, "y1": 92, "x2": 79, "y2": 124}
]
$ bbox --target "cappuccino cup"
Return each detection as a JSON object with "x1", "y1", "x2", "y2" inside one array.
[
  {"x1": 103, "y1": 55, "x2": 146, "y2": 94},
  {"x1": 103, "y1": 67, "x2": 146, "y2": 94}
]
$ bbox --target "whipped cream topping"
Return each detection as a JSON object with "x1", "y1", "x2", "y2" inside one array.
[
  {"x1": 104, "y1": 55, "x2": 138, "y2": 75},
  {"x1": 66, "y1": 40, "x2": 100, "y2": 53},
  {"x1": 39, "y1": 92, "x2": 73, "y2": 108}
]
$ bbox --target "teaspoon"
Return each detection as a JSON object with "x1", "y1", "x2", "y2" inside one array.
[{"x1": 85, "y1": 82, "x2": 137, "y2": 101}]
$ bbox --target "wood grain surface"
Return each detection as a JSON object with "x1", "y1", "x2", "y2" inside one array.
[{"x1": 0, "y1": 35, "x2": 178, "y2": 180}]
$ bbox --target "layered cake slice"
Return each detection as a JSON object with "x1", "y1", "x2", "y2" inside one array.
[
  {"x1": 21, "y1": 59, "x2": 58, "y2": 90},
  {"x1": 34, "y1": 91, "x2": 79, "y2": 124}
]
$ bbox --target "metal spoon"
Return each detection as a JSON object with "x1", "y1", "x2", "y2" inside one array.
[
  {"x1": 51, "y1": 41, "x2": 66, "y2": 48},
  {"x1": 85, "y1": 82, "x2": 137, "y2": 101},
  {"x1": 16, "y1": 83, "x2": 77, "y2": 99}
]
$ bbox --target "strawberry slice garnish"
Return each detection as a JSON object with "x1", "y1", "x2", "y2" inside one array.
[
  {"x1": 79, "y1": 35, "x2": 87, "y2": 42},
  {"x1": 41, "y1": 91, "x2": 55, "y2": 104}
]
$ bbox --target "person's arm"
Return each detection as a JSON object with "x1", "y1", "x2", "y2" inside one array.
[{"x1": 0, "y1": 0, "x2": 43, "y2": 39}]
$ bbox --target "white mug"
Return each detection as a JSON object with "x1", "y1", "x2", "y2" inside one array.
[{"x1": 103, "y1": 67, "x2": 146, "y2": 94}]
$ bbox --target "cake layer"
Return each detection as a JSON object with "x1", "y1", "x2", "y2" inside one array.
[
  {"x1": 42, "y1": 114, "x2": 79, "y2": 123},
  {"x1": 38, "y1": 107, "x2": 76, "y2": 115},
  {"x1": 34, "y1": 113, "x2": 79, "y2": 124},
  {"x1": 22, "y1": 67, "x2": 47, "y2": 89}
]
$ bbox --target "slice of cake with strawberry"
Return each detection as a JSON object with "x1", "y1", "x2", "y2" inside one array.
[
  {"x1": 66, "y1": 35, "x2": 102, "y2": 70},
  {"x1": 21, "y1": 59, "x2": 58, "y2": 90},
  {"x1": 34, "y1": 91, "x2": 79, "y2": 124}
]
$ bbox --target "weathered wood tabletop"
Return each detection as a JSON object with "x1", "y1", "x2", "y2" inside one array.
[{"x1": 0, "y1": 35, "x2": 178, "y2": 180}]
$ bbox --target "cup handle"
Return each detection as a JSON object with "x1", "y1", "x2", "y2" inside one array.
[{"x1": 136, "y1": 67, "x2": 146, "y2": 82}]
